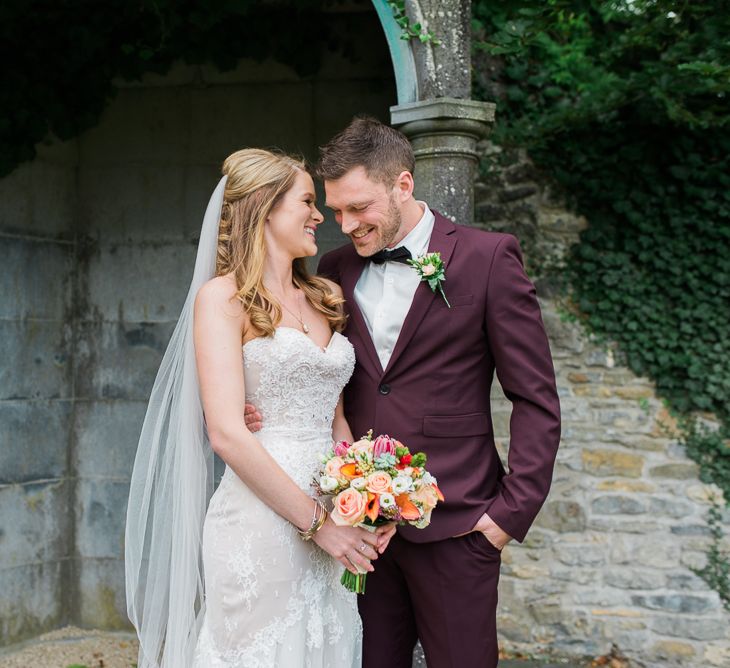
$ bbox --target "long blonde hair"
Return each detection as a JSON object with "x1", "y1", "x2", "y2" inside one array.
[{"x1": 216, "y1": 148, "x2": 345, "y2": 336}]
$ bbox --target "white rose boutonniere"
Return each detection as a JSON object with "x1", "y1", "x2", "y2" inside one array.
[{"x1": 407, "y1": 252, "x2": 451, "y2": 307}]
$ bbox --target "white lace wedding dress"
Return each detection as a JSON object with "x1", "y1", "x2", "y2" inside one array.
[{"x1": 193, "y1": 327, "x2": 362, "y2": 668}]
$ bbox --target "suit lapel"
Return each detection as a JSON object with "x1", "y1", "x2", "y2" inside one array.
[
  {"x1": 383, "y1": 213, "x2": 457, "y2": 376},
  {"x1": 339, "y1": 250, "x2": 384, "y2": 376}
]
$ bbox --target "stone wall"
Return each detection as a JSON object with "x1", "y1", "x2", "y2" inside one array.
[
  {"x1": 0, "y1": 140, "x2": 77, "y2": 641},
  {"x1": 476, "y1": 142, "x2": 730, "y2": 667},
  {"x1": 0, "y1": 7, "x2": 396, "y2": 644}
]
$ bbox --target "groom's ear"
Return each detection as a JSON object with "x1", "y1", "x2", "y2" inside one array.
[{"x1": 393, "y1": 170, "x2": 415, "y2": 202}]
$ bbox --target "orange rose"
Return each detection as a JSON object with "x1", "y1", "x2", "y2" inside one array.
[
  {"x1": 331, "y1": 488, "x2": 367, "y2": 526},
  {"x1": 365, "y1": 471, "x2": 392, "y2": 495}
]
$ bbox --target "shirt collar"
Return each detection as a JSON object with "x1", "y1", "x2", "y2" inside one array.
[{"x1": 387, "y1": 201, "x2": 434, "y2": 259}]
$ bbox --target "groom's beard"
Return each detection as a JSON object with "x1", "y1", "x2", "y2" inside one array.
[{"x1": 362, "y1": 194, "x2": 402, "y2": 257}]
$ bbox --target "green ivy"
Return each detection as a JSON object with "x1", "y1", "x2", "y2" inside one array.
[
  {"x1": 386, "y1": 1, "x2": 441, "y2": 45},
  {"x1": 472, "y1": 0, "x2": 730, "y2": 494}
]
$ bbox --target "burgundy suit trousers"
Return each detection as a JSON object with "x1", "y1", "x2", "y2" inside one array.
[{"x1": 358, "y1": 532, "x2": 501, "y2": 668}]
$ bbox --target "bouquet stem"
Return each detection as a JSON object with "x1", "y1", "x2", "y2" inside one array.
[
  {"x1": 341, "y1": 522, "x2": 378, "y2": 595},
  {"x1": 341, "y1": 569, "x2": 368, "y2": 594}
]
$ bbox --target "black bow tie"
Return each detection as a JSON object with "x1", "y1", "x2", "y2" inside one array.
[{"x1": 369, "y1": 246, "x2": 412, "y2": 265}]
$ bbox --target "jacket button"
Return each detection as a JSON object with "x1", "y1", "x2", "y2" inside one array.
[{"x1": 379, "y1": 383, "x2": 391, "y2": 395}]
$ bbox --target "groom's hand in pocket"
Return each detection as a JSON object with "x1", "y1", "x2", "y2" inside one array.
[
  {"x1": 473, "y1": 512, "x2": 512, "y2": 551},
  {"x1": 453, "y1": 512, "x2": 512, "y2": 551},
  {"x1": 243, "y1": 403, "x2": 262, "y2": 432}
]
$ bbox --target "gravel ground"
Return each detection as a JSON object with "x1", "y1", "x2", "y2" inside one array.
[
  {"x1": 0, "y1": 628, "x2": 604, "y2": 668},
  {"x1": 0, "y1": 627, "x2": 138, "y2": 668}
]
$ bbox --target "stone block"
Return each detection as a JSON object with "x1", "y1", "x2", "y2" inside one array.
[
  {"x1": 595, "y1": 480, "x2": 655, "y2": 493},
  {"x1": 0, "y1": 561, "x2": 66, "y2": 645},
  {"x1": 649, "y1": 462, "x2": 700, "y2": 479},
  {"x1": 79, "y1": 87, "x2": 191, "y2": 165},
  {"x1": 686, "y1": 483, "x2": 724, "y2": 505},
  {"x1": 613, "y1": 386, "x2": 654, "y2": 400},
  {"x1": 538, "y1": 310, "x2": 584, "y2": 355},
  {"x1": 652, "y1": 615, "x2": 727, "y2": 641},
  {"x1": 627, "y1": 541, "x2": 684, "y2": 569},
  {"x1": 557, "y1": 544, "x2": 608, "y2": 567},
  {"x1": 534, "y1": 500, "x2": 586, "y2": 532},
  {"x1": 666, "y1": 572, "x2": 708, "y2": 590},
  {"x1": 649, "y1": 497, "x2": 694, "y2": 519},
  {"x1": 631, "y1": 593, "x2": 717, "y2": 614},
  {"x1": 0, "y1": 480, "x2": 70, "y2": 567},
  {"x1": 190, "y1": 83, "x2": 313, "y2": 163},
  {"x1": 75, "y1": 478, "x2": 130, "y2": 560},
  {"x1": 652, "y1": 639, "x2": 696, "y2": 660},
  {"x1": 591, "y1": 495, "x2": 647, "y2": 515},
  {"x1": 73, "y1": 400, "x2": 146, "y2": 478},
  {"x1": 86, "y1": 242, "x2": 194, "y2": 323},
  {"x1": 0, "y1": 400, "x2": 71, "y2": 483},
  {"x1": 0, "y1": 320, "x2": 72, "y2": 400},
  {"x1": 670, "y1": 524, "x2": 710, "y2": 537},
  {"x1": 79, "y1": 164, "x2": 187, "y2": 242},
  {"x1": 603, "y1": 568, "x2": 664, "y2": 590},
  {"x1": 582, "y1": 449, "x2": 644, "y2": 478},
  {"x1": 0, "y1": 237, "x2": 73, "y2": 320},
  {"x1": 589, "y1": 518, "x2": 658, "y2": 534},
  {"x1": 74, "y1": 321, "x2": 176, "y2": 401},
  {"x1": 704, "y1": 645, "x2": 730, "y2": 667},
  {"x1": 77, "y1": 558, "x2": 131, "y2": 630}
]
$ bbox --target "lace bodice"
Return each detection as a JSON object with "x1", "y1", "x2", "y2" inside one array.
[{"x1": 243, "y1": 327, "x2": 355, "y2": 438}]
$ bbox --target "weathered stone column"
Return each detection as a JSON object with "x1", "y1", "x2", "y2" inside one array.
[
  {"x1": 385, "y1": 0, "x2": 495, "y2": 224},
  {"x1": 391, "y1": 98, "x2": 494, "y2": 223}
]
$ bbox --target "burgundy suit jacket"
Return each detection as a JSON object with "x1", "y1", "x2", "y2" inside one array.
[{"x1": 318, "y1": 212, "x2": 561, "y2": 543}]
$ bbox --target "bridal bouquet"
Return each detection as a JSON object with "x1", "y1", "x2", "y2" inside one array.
[{"x1": 314, "y1": 430, "x2": 444, "y2": 593}]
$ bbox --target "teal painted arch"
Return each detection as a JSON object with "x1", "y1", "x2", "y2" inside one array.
[{"x1": 371, "y1": 0, "x2": 419, "y2": 104}]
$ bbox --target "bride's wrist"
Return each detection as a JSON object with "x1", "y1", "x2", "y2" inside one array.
[{"x1": 296, "y1": 499, "x2": 328, "y2": 540}]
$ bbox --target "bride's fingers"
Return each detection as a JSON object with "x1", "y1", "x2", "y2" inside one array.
[{"x1": 347, "y1": 551, "x2": 373, "y2": 573}]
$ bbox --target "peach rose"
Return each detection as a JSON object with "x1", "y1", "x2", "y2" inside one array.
[
  {"x1": 365, "y1": 471, "x2": 392, "y2": 495},
  {"x1": 421, "y1": 264, "x2": 436, "y2": 276},
  {"x1": 325, "y1": 456, "x2": 346, "y2": 481},
  {"x1": 410, "y1": 484, "x2": 440, "y2": 512},
  {"x1": 331, "y1": 488, "x2": 367, "y2": 526}
]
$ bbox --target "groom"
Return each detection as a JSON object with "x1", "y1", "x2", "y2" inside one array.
[{"x1": 315, "y1": 117, "x2": 561, "y2": 668}]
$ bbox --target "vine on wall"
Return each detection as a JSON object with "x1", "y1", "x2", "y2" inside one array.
[{"x1": 472, "y1": 0, "x2": 730, "y2": 606}]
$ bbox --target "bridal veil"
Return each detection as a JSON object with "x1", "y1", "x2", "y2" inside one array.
[{"x1": 125, "y1": 175, "x2": 227, "y2": 667}]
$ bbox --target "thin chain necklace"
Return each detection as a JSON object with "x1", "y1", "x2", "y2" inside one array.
[{"x1": 275, "y1": 288, "x2": 310, "y2": 334}]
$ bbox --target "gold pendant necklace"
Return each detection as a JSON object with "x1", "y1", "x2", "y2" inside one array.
[{"x1": 277, "y1": 289, "x2": 310, "y2": 334}]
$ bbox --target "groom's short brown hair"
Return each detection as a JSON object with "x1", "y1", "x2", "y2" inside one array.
[{"x1": 317, "y1": 116, "x2": 415, "y2": 186}]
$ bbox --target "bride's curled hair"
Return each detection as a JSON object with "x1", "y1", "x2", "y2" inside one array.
[{"x1": 216, "y1": 148, "x2": 346, "y2": 336}]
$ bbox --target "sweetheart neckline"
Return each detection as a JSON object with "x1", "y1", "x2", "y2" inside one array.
[{"x1": 242, "y1": 326, "x2": 340, "y2": 354}]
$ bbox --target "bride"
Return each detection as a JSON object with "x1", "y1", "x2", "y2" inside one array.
[{"x1": 125, "y1": 149, "x2": 395, "y2": 667}]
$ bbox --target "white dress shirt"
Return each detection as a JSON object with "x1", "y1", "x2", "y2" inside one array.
[{"x1": 354, "y1": 202, "x2": 435, "y2": 369}]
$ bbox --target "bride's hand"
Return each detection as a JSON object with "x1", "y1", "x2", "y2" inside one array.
[
  {"x1": 375, "y1": 522, "x2": 397, "y2": 554},
  {"x1": 312, "y1": 518, "x2": 380, "y2": 575}
]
